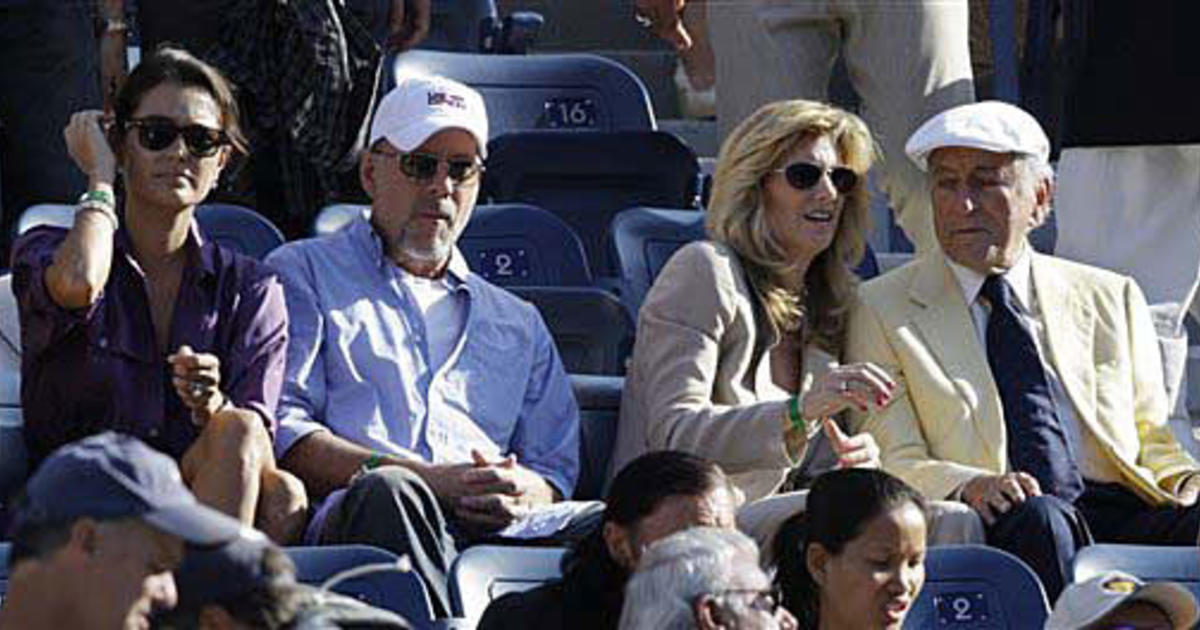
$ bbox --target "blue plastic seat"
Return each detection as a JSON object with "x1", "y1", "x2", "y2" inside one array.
[
  {"x1": 1073, "y1": 544, "x2": 1200, "y2": 602},
  {"x1": 510, "y1": 286, "x2": 633, "y2": 376},
  {"x1": 448, "y1": 545, "x2": 567, "y2": 625},
  {"x1": 393, "y1": 50, "x2": 655, "y2": 137},
  {"x1": 484, "y1": 132, "x2": 700, "y2": 278},
  {"x1": 16, "y1": 203, "x2": 285, "y2": 261},
  {"x1": 193, "y1": 203, "x2": 285, "y2": 260},
  {"x1": 0, "y1": 274, "x2": 27, "y2": 503},
  {"x1": 286, "y1": 544, "x2": 435, "y2": 628},
  {"x1": 461, "y1": 204, "x2": 591, "y2": 287},
  {"x1": 905, "y1": 544, "x2": 1050, "y2": 629},
  {"x1": 569, "y1": 374, "x2": 623, "y2": 501},
  {"x1": 312, "y1": 203, "x2": 369, "y2": 237}
]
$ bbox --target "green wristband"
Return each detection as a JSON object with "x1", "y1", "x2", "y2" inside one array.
[
  {"x1": 79, "y1": 189, "x2": 115, "y2": 208},
  {"x1": 362, "y1": 452, "x2": 387, "y2": 470},
  {"x1": 788, "y1": 395, "x2": 804, "y2": 433}
]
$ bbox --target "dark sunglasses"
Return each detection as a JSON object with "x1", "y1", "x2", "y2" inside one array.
[
  {"x1": 374, "y1": 150, "x2": 484, "y2": 184},
  {"x1": 774, "y1": 162, "x2": 858, "y2": 194},
  {"x1": 127, "y1": 116, "x2": 228, "y2": 158}
]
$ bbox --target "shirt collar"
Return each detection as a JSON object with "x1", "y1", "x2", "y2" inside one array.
[
  {"x1": 946, "y1": 243, "x2": 1033, "y2": 311},
  {"x1": 115, "y1": 221, "x2": 215, "y2": 279},
  {"x1": 350, "y1": 214, "x2": 472, "y2": 287}
]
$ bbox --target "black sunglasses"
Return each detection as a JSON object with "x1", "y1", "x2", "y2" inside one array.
[
  {"x1": 774, "y1": 162, "x2": 858, "y2": 194},
  {"x1": 374, "y1": 150, "x2": 484, "y2": 184},
  {"x1": 127, "y1": 116, "x2": 228, "y2": 158}
]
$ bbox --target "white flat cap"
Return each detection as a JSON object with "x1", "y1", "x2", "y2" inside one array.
[{"x1": 905, "y1": 101, "x2": 1049, "y2": 171}]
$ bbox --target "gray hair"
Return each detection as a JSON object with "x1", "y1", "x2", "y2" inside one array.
[{"x1": 618, "y1": 527, "x2": 762, "y2": 630}]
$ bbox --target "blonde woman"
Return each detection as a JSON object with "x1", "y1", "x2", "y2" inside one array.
[{"x1": 609, "y1": 99, "x2": 896, "y2": 507}]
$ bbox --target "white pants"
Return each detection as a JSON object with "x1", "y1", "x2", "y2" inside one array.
[
  {"x1": 708, "y1": 0, "x2": 975, "y2": 252},
  {"x1": 1055, "y1": 145, "x2": 1200, "y2": 449}
]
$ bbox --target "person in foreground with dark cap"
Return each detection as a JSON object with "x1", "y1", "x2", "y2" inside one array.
[
  {"x1": 846, "y1": 100, "x2": 1200, "y2": 601},
  {"x1": 1046, "y1": 570, "x2": 1200, "y2": 630},
  {"x1": 0, "y1": 431, "x2": 245, "y2": 630}
]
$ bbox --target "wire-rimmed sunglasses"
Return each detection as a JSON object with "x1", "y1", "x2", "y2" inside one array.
[
  {"x1": 372, "y1": 149, "x2": 484, "y2": 185},
  {"x1": 126, "y1": 116, "x2": 229, "y2": 159},
  {"x1": 773, "y1": 162, "x2": 859, "y2": 194}
]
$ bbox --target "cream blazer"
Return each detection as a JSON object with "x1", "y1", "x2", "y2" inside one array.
[
  {"x1": 609, "y1": 241, "x2": 836, "y2": 501},
  {"x1": 846, "y1": 250, "x2": 1197, "y2": 505}
]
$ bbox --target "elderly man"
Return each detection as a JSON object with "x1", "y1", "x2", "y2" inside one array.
[
  {"x1": 846, "y1": 101, "x2": 1200, "y2": 599},
  {"x1": 265, "y1": 74, "x2": 581, "y2": 617},
  {"x1": 1046, "y1": 570, "x2": 1199, "y2": 630},
  {"x1": 618, "y1": 527, "x2": 797, "y2": 630},
  {"x1": 0, "y1": 432, "x2": 245, "y2": 630}
]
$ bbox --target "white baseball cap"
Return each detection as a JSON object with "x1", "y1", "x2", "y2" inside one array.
[
  {"x1": 1046, "y1": 571, "x2": 1200, "y2": 630},
  {"x1": 905, "y1": 100, "x2": 1049, "y2": 171},
  {"x1": 369, "y1": 73, "x2": 489, "y2": 158}
]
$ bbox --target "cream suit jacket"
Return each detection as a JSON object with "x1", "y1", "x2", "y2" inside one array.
[
  {"x1": 609, "y1": 241, "x2": 836, "y2": 501},
  {"x1": 846, "y1": 249, "x2": 1197, "y2": 505}
]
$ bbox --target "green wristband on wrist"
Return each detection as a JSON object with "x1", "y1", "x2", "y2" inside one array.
[
  {"x1": 362, "y1": 452, "x2": 387, "y2": 470},
  {"x1": 788, "y1": 395, "x2": 804, "y2": 433},
  {"x1": 79, "y1": 189, "x2": 115, "y2": 208}
]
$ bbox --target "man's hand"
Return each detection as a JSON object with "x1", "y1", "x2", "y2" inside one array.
[
  {"x1": 168, "y1": 345, "x2": 227, "y2": 425},
  {"x1": 961, "y1": 472, "x2": 1042, "y2": 525},
  {"x1": 635, "y1": 0, "x2": 692, "y2": 51},
  {"x1": 1176, "y1": 473, "x2": 1200, "y2": 506},
  {"x1": 387, "y1": 0, "x2": 431, "y2": 52},
  {"x1": 453, "y1": 450, "x2": 557, "y2": 532},
  {"x1": 824, "y1": 419, "x2": 881, "y2": 469}
]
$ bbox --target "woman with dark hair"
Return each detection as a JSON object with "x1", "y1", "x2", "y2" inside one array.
[
  {"x1": 478, "y1": 451, "x2": 738, "y2": 630},
  {"x1": 775, "y1": 468, "x2": 928, "y2": 630},
  {"x1": 11, "y1": 46, "x2": 306, "y2": 541}
]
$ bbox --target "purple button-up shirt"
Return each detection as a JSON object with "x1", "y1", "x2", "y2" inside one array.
[{"x1": 11, "y1": 224, "x2": 288, "y2": 463}]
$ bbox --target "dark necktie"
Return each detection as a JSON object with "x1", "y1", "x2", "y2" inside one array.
[{"x1": 980, "y1": 274, "x2": 1085, "y2": 502}]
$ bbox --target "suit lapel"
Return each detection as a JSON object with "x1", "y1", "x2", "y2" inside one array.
[
  {"x1": 1031, "y1": 254, "x2": 1098, "y2": 431},
  {"x1": 906, "y1": 254, "x2": 1007, "y2": 452}
]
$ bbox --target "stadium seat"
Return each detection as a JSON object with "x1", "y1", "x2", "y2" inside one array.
[
  {"x1": 393, "y1": 50, "x2": 655, "y2": 137},
  {"x1": 609, "y1": 206, "x2": 884, "y2": 316},
  {"x1": 286, "y1": 544, "x2": 436, "y2": 628},
  {"x1": 0, "y1": 274, "x2": 27, "y2": 503},
  {"x1": 193, "y1": 203, "x2": 285, "y2": 260},
  {"x1": 569, "y1": 374, "x2": 623, "y2": 501},
  {"x1": 1073, "y1": 544, "x2": 1200, "y2": 601},
  {"x1": 447, "y1": 545, "x2": 567, "y2": 625},
  {"x1": 16, "y1": 203, "x2": 286, "y2": 260},
  {"x1": 16, "y1": 203, "x2": 73, "y2": 234},
  {"x1": 904, "y1": 544, "x2": 1050, "y2": 629},
  {"x1": 461, "y1": 204, "x2": 591, "y2": 287},
  {"x1": 0, "y1": 541, "x2": 8, "y2": 594},
  {"x1": 510, "y1": 287, "x2": 634, "y2": 376},
  {"x1": 312, "y1": 203, "x2": 369, "y2": 237},
  {"x1": 484, "y1": 131, "x2": 701, "y2": 277}
]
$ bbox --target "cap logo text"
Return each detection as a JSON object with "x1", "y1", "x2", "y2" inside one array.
[{"x1": 428, "y1": 91, "x2": 466, "y2": 110}]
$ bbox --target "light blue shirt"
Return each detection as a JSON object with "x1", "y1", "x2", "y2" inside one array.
[{"x1": 266, "y1": 217, "x2": 579, "y2": 495}]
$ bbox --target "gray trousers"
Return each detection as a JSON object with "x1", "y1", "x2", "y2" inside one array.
[{"x1": 319, "y1": 467, "x2": 602, "y2": 619}]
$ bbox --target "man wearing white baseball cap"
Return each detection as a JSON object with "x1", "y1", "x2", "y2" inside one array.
[
  {"x1": 265, "y1": 74, "x2": 582, "y2": 617},
  {"x1": 1047, "y1": 570, "x2": 1199, "y2": 630},
  {"x1": 846, "y1": 101, "x2": 1200, "y2": 600}
]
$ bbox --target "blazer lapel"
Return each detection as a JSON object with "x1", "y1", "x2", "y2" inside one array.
[
  {"x1": 907, "y1": 253, "x2": 1007, "y2": 452},
  {"x1": 1031, "y1": 254, "x2": 1098, "y2": 431}
]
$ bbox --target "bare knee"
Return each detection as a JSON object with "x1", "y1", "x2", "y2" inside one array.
[
  {"x1": 257, "y1": 468, "x2": 309, "y2": 544},
  {"x1": 199, "y1": 409, "x2": 273, "y2": 474}
]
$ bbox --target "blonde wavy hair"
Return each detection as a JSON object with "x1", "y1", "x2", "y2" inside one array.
[{"x1": 706, "y1": 100, "x2": 877, "y2": 354}]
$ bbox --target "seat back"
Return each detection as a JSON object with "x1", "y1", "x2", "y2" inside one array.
[
  {"x1": 193, "y1": 204, "x2": 285, "y2": 260},
  {"x1": 510, "y1": 287, "x2": 634, "y2": 376},
  {"x1": 312, "y1": 203, "x2": 369, "y2": 237},
  {"x1": 569, "y1": 374, "x2": 623, "y2": 501},
  {"x1": 460, "y1": 204, "x2": 591, "y2": 286},
  {"x1": 0, "y1": 275, "x2": 27, "y2": 502},
  {"x1": 484, "y1": 131, "x2": 700, "y2": 277},
  {"x1": 904, "y1": 545, "x2": 1050, "y2": 629},
  {"x1": 609, "y1": 207, "x2": 706, "y2": 314},
  {"x1": 0, "y1": 542, "x2": 9, "y2": 599},
  {"x1": 17, "y1": 203, "x2": 286, "y2": 261},
  {"x1": 286, "y1": 545, "x2": 435, "y2": 628},
  {"x1": 448, "y1": 545, "x2": 567, "y2": 624},
  {"x1": 393, "y1": 51, "x2": 654, "y2": 136},
  {"x1": 1073, "y1": 544, "x2": 1200, "y2": 601}
]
